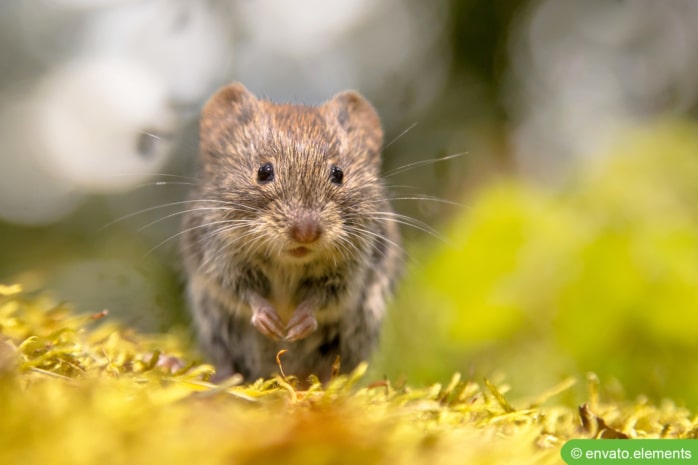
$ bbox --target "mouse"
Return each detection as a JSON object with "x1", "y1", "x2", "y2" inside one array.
[{"x1": 180, "y1": 82, "x2": 402, "y2": 382}]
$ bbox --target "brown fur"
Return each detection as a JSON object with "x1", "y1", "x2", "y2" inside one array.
[{"x1": 181, "y1": 82, "x2": 401, "y2": 382}]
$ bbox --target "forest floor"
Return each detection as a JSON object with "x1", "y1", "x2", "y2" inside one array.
[{"x1": 1, "y1": 283, "x2": 696, "y2": 465}]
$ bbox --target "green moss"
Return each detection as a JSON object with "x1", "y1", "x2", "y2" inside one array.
[{"x1": 1, "y1": 284, "x2": 695, "y2": 465}]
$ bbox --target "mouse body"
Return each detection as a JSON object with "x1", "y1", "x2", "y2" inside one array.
[{"x1": 181, "y1": 82, "x2": 401, "y2": 381}]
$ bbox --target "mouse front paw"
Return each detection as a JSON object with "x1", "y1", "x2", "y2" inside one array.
[
  {"x1": 285, "y1": 305, "x2": 318, "y2": 341},
  {"x1": 250, "y1": 304, "x2": 285, "y2": 341}
]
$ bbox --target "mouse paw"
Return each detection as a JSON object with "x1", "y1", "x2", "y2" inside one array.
[
  {"x1": 285, "y1": 306, "x2": 318, "y2": 341},
  {"x1": 250, "y1": 305, "x2": 285, "y2": 341}
]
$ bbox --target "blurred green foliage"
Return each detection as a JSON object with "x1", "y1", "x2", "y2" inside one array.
[{"x1": 377, "y1": 121, "x2": 698, "y2": 405}]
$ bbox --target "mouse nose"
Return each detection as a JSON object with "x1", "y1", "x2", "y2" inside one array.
[{"x1": 290, "y1": 212, "x2": 322, "y2": 244}]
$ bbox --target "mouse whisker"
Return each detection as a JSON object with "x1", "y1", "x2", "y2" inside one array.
[
  {"x1": 214, "y1": 224, "x2": 268, "y2": 258},
  {"x1": 333, "y1": 235, "x2": 360, "y2": 263},
  {"x1": 146, "y1": 219, "x2": 248, "y2": 256},
  {"x1": 345, "y1": 233, "x2": 384, "y2": 261},
  {"x1": 137, "y1": 207, "x2": 245, "y2": 232},
  {"x1": 198, "y1": 199, "x2": 260, "y2": 213},
  {"x1": 136, "y1": 130, "x2": 200, "y2": 154},
  {"x1": 132, "y1": 181, "x2": 197, "y2": 189},
  {"x1": 342, "y1": 225, "x2": 405, "y2": 256},
  {"x1": 363, "y1": 212, "x2": 447, "y2": 244},
  {"x1": 102, "y1": 172, "x2": 198, "y2": 181},
  {"x1": 381, "y1": 121, "x2": 418, "y2": 151},
  {"x1": 100, "y1": 199, "x2": 257, "y2": 231},
  {"x1": 204, "y1": 221, "x2": 254, "y2": 239},
  {"x1": 385, "y1": 195, "x2": 464, "y2": 208},
  {"x1": 381, "y1": 151, "x2": 469, "y2": 178},
  {"x1": 201, "y1": 228, "x2": 253, "y2": 267},
  {"x1": 186, "y1": 221, "x2": 258, "y2": 269},
  {"x1": 242, "y1": 229, "x2": 274, "y2": 260},
  {"x1": 204, "y1": 220, "x2": 261, "y2": 246},
  {"x1": 344, "y1": 208, "x2": 445, "y2": 244}
]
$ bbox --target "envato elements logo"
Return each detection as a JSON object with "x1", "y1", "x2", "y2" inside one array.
[{"x1": 561, "y1": 439, "x2": 697, "y2": 464}]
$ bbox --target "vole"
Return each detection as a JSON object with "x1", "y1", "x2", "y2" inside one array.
[{"x1": 180, "y1": 82, "x2": 402, "y2": 382}]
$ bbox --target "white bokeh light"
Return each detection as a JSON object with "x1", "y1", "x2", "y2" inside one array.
[
  {"x1": 35, "y1": 59, "x2": 175, "y2": 193},
  {"x1": 80, "y1": 0, "x2": 233, "y2": 104},
  {"x1": 0, "y1": 94, "x2": 83, "y2": 225}
]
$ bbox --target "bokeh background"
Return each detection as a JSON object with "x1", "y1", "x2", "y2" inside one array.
[{"x1": 1, "y1": 0, "x2": 698, "y2": 405}]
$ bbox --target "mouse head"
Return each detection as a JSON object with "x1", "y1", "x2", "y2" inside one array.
[{"x1": 195, "y1": 82, "x2": 387, "y2": 265}]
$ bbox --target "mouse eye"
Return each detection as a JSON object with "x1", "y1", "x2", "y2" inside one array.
[
  {"x1": 257, "y1": 162, "x2": 275, "y2": 183},
  {"x1": 330, "y1": 165, "x2": 343, "y2": 185}
]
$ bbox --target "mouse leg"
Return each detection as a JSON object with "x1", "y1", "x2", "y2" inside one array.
[
  {"x1": 285, "y1": 299, "x2": 318, "y2": 341},
  {"x1": 249, "y1": 293, "x2": 285, "y2": 340}
]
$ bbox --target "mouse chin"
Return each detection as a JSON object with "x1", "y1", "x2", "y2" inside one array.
[{"x1": 287, "y1": 246, "x2": 311, "y2": 258}]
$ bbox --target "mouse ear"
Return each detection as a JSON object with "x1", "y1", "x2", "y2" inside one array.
[
  {"x1": 324, "y1": 90, "x2": 383, "y2": 165},
  {"x1": 200, "y1": 82, "x2": 258, "y2": 151}
]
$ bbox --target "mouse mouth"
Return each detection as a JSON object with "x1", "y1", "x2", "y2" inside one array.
[{"x1": 287, "y1": 246, "x2": 311, "y2": 258}]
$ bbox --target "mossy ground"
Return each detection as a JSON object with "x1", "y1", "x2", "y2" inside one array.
[{"x1": 1, "y1": 284, "x2": 696, "y2": 465}]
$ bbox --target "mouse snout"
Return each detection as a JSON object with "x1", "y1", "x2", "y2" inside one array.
[{"x1": 290, "y1": 211, "x2": 322, "y2": 244}]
